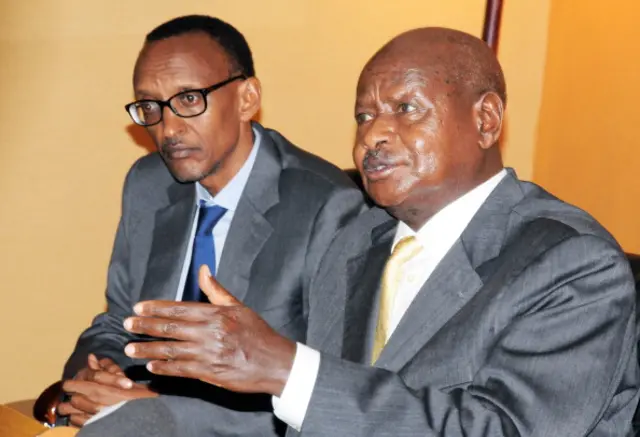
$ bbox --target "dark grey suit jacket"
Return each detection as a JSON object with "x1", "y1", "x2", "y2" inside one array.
[
  {"x1": 64, "y1": 122, "x2": 365, "y2": 436},
  {"x1": 291, "y1": 170, "x2": 639, "y2": 436}
]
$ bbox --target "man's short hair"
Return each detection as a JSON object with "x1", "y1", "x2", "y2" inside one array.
[{"x1": 146, "y1": 15, "x2": 255, "y2": 77}]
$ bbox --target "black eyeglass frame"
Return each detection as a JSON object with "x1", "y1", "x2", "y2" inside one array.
[{"x1": 124, "y1": 74, "x2": 247, "y2": 126}]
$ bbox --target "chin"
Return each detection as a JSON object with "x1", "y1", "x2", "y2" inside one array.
[
  {"x1": 172, "y1": 172, "x2": 202, "y2": 184},
  {"x1": 365, "y1": 183, "x2": 408, "y2": 208},
  {"x1": 165, "y1": 161, "x2": 208, "y2": 184}
]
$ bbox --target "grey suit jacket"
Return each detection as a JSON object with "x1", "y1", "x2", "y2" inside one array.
[
  {"x1": 64, "y1": 122, "x2": 365, "y2": 436},
  {"x1": 291, "y1": 170, "x2": 639, "y2": 436}
]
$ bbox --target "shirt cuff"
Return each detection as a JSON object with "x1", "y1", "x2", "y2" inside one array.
[
  {"x1": 84, "y1": 400, "x2": 129, "y2": 426},
  {"x1": 271, "y1": 343, "x2": 321, "y2": 431}
]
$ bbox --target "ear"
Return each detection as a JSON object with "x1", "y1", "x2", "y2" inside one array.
[
  {"x1": 473, "y1": 92, "x2": 504, "y2": 149},
  {"x1": 237, "y1": 76, "x2": 262, "y2": 122}
]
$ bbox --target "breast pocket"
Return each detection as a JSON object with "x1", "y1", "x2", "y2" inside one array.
[{"x1": 399, "y1": 338, "x2": 477, "y2": 392}]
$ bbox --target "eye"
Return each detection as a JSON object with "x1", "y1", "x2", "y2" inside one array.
[
  {"x1": 138, "y1": 102, "x2": 157, "y2": 115},
  {"x1": 179, "y1": 92, "x2": 202, "y2": 107},
  {"x1": 398, "y1": 102, "x2": 417, "y2": 113},
  {"x1": 355, "y1": 112, "x2": 373, "y2": 124}
]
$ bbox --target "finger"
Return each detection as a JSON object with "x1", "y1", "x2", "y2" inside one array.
[
  {"x1": 91, "y1": 369, "x2": 134, "y2": 389},
  {"x1": 103, "y1": 362, "x2": 125, "y2": 376},
  {"x1": 123, "y1": 317, "x2": 205, "y2": 340},
  {"x1": 88, "y1": 354, "x2": 100, "y2": 371},
  {"x1": 146, "y1": 359, "x2": 209, "y2": 382},
  {"x1": 72, "y1": 367, "x2": 94, "y2": 382},
  {"x1": 82, "y1": 367, "x2": 132, "y2": 389},
  {"x1": 132, "y1": 300, "x2": 216, "y2": 322},
  {"x1": 96, "y1": 357, "x2": 123, "y2": 374},
  {"x1": 63, "y1": 379, "x2": 97, "y2": 395},
  {"x1": 125, "y1": 341, "x2": 201, "y2": 361},
  {"x1": 95, "y1": 357, "x2": 125, "y2": 376},
  {"x1": 199, "y1": 265, "x2": 240, "y2": 306},
  {"x1": 63, "y1": 378, "x2": 83, "y2": 393},
  {"x1": 57, "y1": 401, "x2": 84, "y2": 417},
  {"x1": 69, "y1": 413, "x2": 92, "y2": 427},
  {"x1": 69, "y1": 393, "x2": 103, "y2": 415}
]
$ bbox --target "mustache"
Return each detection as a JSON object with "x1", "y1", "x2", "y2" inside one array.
[{"x1": 362, "y1": 149, "x2": 401, "y2": 171}]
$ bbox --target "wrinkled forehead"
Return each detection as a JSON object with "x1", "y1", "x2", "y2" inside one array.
[{"x1": 356, "y1": 53, "x2": 450, "y2": 100}]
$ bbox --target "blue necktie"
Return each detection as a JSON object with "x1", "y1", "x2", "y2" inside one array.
[{"x1": 182, "y1": 203, "x2": 227, "y2": 302}]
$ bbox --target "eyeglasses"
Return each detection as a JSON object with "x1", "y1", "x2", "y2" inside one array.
[{"x1": 124, "y1": 74, "x2": 246, "y2": 126}]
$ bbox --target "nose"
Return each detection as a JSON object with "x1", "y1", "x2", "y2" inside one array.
[
  {"x1": 360, "y1": 114, "x2": 394, "y2": 150},
  {"x1": 160, "y1": 105, "x2": 186, "y2": 138}
]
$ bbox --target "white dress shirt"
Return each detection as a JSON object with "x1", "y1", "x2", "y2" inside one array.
[{"x1": 273, "y1": 169, "x2": 507, "y2": 431}]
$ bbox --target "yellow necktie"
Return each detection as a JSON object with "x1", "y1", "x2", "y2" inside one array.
[{"x1": 371, "y1": 236, "x2": 423, "y2": 364}]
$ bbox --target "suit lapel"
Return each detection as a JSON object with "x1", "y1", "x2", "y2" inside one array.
[
  {"x1": 314, "y1": 210, "x2": 395, "y2": 357},
  {"x1": 376, "y1": 170, "x2": 525, "y2": 371},
  {"x1": 375, "y1": 241, "x2": 482, "y2": 370},
  {"x1": 341, "y1": 233, "x2": 393, "y2": 362},
  {"x1": 215, "y1": 199, "x2": 273, "y2": 302},
  {"x1": 140, "y1": 183, "x2": 195, "y2": 302},
  {"x1": 215, "y1": 123, "x2": 279, "y2": 302}
]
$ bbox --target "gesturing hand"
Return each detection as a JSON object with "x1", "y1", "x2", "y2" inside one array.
[{"x1": 123, "y1": 265, "x2": 296, "y2": 396}]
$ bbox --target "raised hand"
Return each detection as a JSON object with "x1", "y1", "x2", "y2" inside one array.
[{"x1": 123, "y1": 265, "x2": 296, "y2": 396}]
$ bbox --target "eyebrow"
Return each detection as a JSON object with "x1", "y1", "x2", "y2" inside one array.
[
  {"x1": 134, "y1": 90, "x2": 156, "y2": 99},
  {"x1": 354, "y1": 69, "x2": 427, "y2": 107}
]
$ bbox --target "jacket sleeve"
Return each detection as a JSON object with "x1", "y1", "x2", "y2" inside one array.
[
  {"x1": 298, "y1": 235, "x2": 639, "y2": 437},
  {"x1": 301, "y1": 184, "x2": 366, "y2": 320},
  {"x1": 63, "y1": 161, "x2": 142, "y2": 379}
]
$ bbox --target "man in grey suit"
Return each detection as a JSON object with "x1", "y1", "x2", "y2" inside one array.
[
  {"x1": 80, "y1": 27, "x2": 639, "y2": 437},
  {"x1": 57, "y1": 14, "x2": 365, "y2": 434}
]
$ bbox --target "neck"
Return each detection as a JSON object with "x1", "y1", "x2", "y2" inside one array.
[
  {"x1": 390, "y1": 164, "x2": 504, "y2": 231},
  {"x1": 199, "y1": 123, "x2": 254, "y2": 196},
  {"x1": 388, "y1": 205, "x2": 437, "y2": 232}
]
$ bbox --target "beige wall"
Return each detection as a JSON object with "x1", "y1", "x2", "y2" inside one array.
[
  {"x1": 499, "y1": 0, "x2": 551, "y2": 178},
  {"x1": 533, "y1": 0, "x2": 640, "y2": 253},
  {"x1": 0, "y1": 1, "x2": 551, "y2": 403}
]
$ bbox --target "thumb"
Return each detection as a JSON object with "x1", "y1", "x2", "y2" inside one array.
[
  {"x1": 88, "y1": 353, "x2": 100, "y2": 371},
  {"x1": 199, "y1": 264, "x2": 241, "y2": 306}
]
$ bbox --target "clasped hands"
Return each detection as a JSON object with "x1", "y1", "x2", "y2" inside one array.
[
  {"x1": 60, "y1": 266, "x2": 295, "y2": 427},
  {"x1": 59, "y1": 355, "x2": 156, "y2": 426}
]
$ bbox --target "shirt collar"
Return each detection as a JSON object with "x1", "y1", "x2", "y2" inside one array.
[
  {"x1": 393, "y1": 168, "x2": 508, "y2": 251},
  {"x1": 195, "y1": 127, "x2": 262, "y2": 211}
]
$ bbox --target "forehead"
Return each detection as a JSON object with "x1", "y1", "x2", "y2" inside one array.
[
  {"x1": 356, "y1": 54, "x2": 447, "y2": 100},
  {"x1": 134, "y1": 33, "x2": 230, "y2": 89}
]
